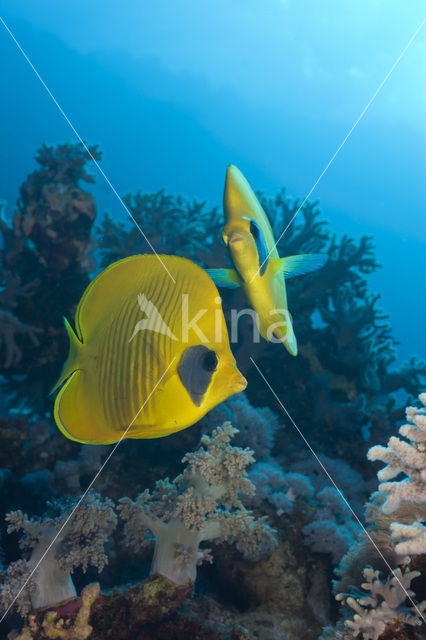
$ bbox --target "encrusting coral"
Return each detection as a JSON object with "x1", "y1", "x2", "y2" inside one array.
[
  {"x1": 118, "y1": 422, "x2": 277, "y2": 585},
  {"x1": 12, "y1": 582, "x2": 100, "y2": 640},
  {"x1": 0, "y1": 491, "x2": 116, "y2": 614}
]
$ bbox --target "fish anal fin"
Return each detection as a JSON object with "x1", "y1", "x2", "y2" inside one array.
[
  {"x1": 270, "y1": 254, "x2": 328, "y2": 279},
  {"x1": 206, "y1": 268, "x2": 241, "y2": 288},
  {"x1": 54, "y1": 369, "x2": 116, "y2": 444}
]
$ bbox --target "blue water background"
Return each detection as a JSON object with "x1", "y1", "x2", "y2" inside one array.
[{"x1": 0, "y1": 0, "x2": 424, "y2": 363}]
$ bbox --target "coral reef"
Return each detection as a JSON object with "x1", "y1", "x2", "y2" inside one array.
[
  {"x1": 367, "y1": 393, "x2": 426, "y2": 560},
  {"x1": 12, "y1": 582, "x2": 100, "y2": 640},
  {"x1": 390, "y1": 521, "x2": 426, "y2": 556},
  {"x1": 367, "y1": 393, "x2": 426, "y2": 514},
  {"x1": 302, "y1": 487, "x2": 358, "y2": 564},
  {"x1": 1, "y1": 142, "x2": 426, "y2": 640},
  {"x1": 290, "y1": 452, "x2": 367, "y2": 517},
  {"x1": 325, "y1": 394, "x2": 426, "y2": 639},
  {"x1": 247, "y1": 458, "x2": 358, "y2": 565},
  {"x1": 0, "y1": 143, "x2": 100, "y2": 412},
  {"x1": 200, "y1": 392, "x2": 280, "y2": 460},
  {"x1": 242, "y1": 192, "x2": 426, "y2": 469},
  {"x1": 248, "y1": 460, "x2": 314, "y2": 514},
  {"x1": 94, "y1": 175, "x2": 426, "y2": 472},
  {"x1": 96, "y1": 190, "x2": 225, "y2": 267},
  {"x1": 2, "y1": 140, "x2": 425, "y2": 456},
  {"x1": 335, "y1": 567, "x2": 425, "y2": 640},
  {"x1": 53, "y1": 445, "x2": 109, "y2": 494},
  {"x1": 0, "y1": 491, "x2": 116, "y2": 614},
  {"x1": 119, "y1": 423, "x2": 277, "y2": 585}
]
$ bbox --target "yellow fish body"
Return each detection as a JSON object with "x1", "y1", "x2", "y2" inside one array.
[
  {"x1": 207, "y1": 165, "x2": 327, "y2": 356},
  {"x1": 52, "y1": 254, "x2": 246, "y2": 444}
]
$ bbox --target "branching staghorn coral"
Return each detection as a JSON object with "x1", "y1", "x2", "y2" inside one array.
[
  {"x1": 365, "y1": 392, "x2": 426, "y2": 560},
  {"x1": 0, "y1": 491, "x2": 116, "y2": 614},
  {"x1": 118, "y1": 423, "x2": 277, "y2": 585},
  {"x1": 335, "y1": 567, "x2": 426, "y2": 640},
  {"x1": 325, "y1": 395, "x2": 426, "y2": 639},
  {"x1": 390, "y1": 521, "x2": 426, "y2": 556},
  {"x1": 367, "y1": 393, "x2": 426, "y2": 514},
  {"x1": 332, "y1": 493, "x2": 419, "y2": 598}
]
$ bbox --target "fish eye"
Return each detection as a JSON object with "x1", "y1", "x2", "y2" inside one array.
[
  {"x1": 250, "y1": 220, "x2": 259, "y2": 238},
  {"x1": 202, "y1": 349, "x2": 218, "y2": 372},
  {"x1": 178, "y1": 345, "x2": 218, "y2": 407}
]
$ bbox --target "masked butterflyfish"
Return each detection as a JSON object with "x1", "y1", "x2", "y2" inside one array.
[
  {"x1": 51, "y1": 254, "x2": 247, "y2": 444},
  {"x1": 207, "y1": 165, "x2": 327, "y2": 356}
]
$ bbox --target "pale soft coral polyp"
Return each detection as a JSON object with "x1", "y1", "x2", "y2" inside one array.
[{"x1": 119, "y1": 422, "x2": 278, "y2": 586}]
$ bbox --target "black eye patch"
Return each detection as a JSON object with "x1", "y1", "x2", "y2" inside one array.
[
  {"x1": 250, "y1": 220, "x2": 269, "y2": 275},
  {"x1": 178, "y1": 345, "x2": 218, "y2": 407}
]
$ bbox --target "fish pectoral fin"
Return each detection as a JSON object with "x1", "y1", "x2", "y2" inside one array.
[
  {"x1": 270, "y1": 254, "x2": 328, "y2": 278},
  {"x1": 206, "y1": 268, "x2": 241, "y2": 288}
]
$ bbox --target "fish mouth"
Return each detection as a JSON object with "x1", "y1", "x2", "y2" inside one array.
[{"x1": 229, "y1": 233, "x2": 244, "y2": 245}]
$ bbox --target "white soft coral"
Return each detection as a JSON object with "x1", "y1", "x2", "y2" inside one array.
[{"x1": 118, "y1": 423, "x2": 278, "y2": 585}]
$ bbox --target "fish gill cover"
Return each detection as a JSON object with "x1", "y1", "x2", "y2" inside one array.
[{"x1": 0, "y1": 143, "x2": 425, "y2": 639}]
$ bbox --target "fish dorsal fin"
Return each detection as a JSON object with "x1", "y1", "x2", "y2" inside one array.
[
  {"x1": 206, "y1": 268, "x2": 241, "y2": 288},
  {"x1": 270, "y1": 254, "x2": 328, "y2": 278},
  {"x1": 74, "y1": 255, "x2": 183, "y2": 342}
]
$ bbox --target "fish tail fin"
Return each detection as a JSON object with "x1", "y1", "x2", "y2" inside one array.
[{"x1": 50, "y1": 317, "x2": 83, "y2": 395}]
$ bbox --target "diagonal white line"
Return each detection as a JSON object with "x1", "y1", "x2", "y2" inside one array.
[
  {"x1": 0, "y1": 357, "x2": 176, "y2": 622},
  {"x1": 0, "y1": 15, "x2": 176, "y2": 284},
  {"x1": 252, "y1": 16, "x2": 426, "y2": 283},
  {"x1": 250, "y1": 356, "x2": 426, "y2": 623}
]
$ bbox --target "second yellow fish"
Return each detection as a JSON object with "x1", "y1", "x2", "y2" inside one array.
[
  {"x1": 52, "y1": 254, "x2": 246, "y2": 443},
  {"x1": 207, "y1": 165, "x2": 327, "y2": 356}
]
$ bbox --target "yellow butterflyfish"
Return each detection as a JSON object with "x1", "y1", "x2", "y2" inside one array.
[
  {"x1": 51, "y1": 254, "x2": 246, "y2": 443},
  {"x1": 207, "y1": 165, "x2": 327, "y2": 356}
]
